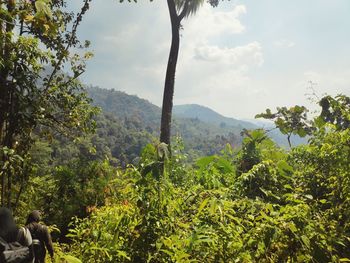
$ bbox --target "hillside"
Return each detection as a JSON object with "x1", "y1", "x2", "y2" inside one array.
[
  {"x1": 86, "y1": 87, "x2": 253, "y2": 157},
  {"x1": 84, "y1": 87, "x2": 305, "y2": 161},
  {"x1": 87, "y1": 86, "x2": 161, "y2": 132},
  {"x1": 174, "y1": 104, "x2": 307, "y2": 147},
  {"x1": 173, "y1": 104, "x2": 256, "y2": 129}
]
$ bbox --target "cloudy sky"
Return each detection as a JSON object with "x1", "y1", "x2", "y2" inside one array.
[{"x1": 74, "y1": 0, "x2": 350, "y2": 119}]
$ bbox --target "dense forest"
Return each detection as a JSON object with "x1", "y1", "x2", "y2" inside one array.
[
  {"x1": 86, "y1": 86, "x2": 304, "y2": 164},
  {"x1": 30, "y1": 94, "x2": 350, "y2": 263},
  {"x1": 0, "y1": 0, "x2": 349, "y2": 262}
]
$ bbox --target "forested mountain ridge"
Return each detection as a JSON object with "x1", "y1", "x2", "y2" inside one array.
[
  {"x1": 29, "y1": 86, "x2": 251, "y2": 178},
  {"x1": 87, "y1": 86, "x2": 161, "y2": 132},
  {"x1": 86, "y1": 86, "x2": 304, "y2": 151},
  {"x1": 87, "y1": 86, "x2": 257, "y2": 131},
  {"x1": 86, "y1": 86, "x2": 254, "y2": 157}
]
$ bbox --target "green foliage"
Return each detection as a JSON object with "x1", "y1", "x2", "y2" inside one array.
[
  {"x1": 318, "y1": 94, "x2": 350, "y2": 130},
  {"x1": 68, "y1": 205, "x2": 139, "y2": 262},
  {"x1": 4, "y1": 1, "x2": 349, "y2": 261},
  {"x1": 17, "y1": 157, "x2": 116, "y2": 239},
  {"x1": 0, "y1": 0, "x2": 97, "y2": 208},
  {"x1": 256, "y1": 105, "x2": 314, "y2": 147},
  {"x1": 47, "y1": 242, "x2": 83, "y2": 263},
  {"x1": 61, "y1": 94, "x2": 350, "y2": 262},
  {"x1": 87, "y1": 87, "x2": 245, "y2": 161}
]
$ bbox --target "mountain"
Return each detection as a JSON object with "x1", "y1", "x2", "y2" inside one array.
[
  {"x1": 83, "y1": 87, "x2": 306, "y2": 163},
  {"x1": 174, "y1": 105, "x2": 307, "y2": 148},
  {"x1": 173, "y1": 104, "x2": 256, "y2": 130},
  {"x1": 87, "y1": 86, "x2": 161, "y2": 131},
  {"x1": 44, "y1": 86, "x2": 308, "y2": 168},
  {"x1": 88, "y1": 87, "x2": 257, "y2": 132},
  {"x1": 86, "y1": 87, "x2": 251, "y2": 159}
]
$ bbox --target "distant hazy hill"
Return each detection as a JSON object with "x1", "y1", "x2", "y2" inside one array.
[
  {"x1": 173, "y1": 104, "x2": 257, "y2": 129},
  {"x1": 173, "y1": 105, "x2": 307, "y2": 148}
]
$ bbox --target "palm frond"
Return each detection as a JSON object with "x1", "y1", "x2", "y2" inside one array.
[{"x1": 175, "y1": 0, "x2": 205, "y2": 18}]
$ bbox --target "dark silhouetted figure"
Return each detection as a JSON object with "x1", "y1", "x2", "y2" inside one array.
[
  {"x1": 0, "y1": 207, "x2": 34, "y2": 263},
  {"x1": 25, "y1": 211, "x2": 54, "y2": 263}
]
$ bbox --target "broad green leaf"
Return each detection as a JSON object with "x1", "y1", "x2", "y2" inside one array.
[
  {"x1": 35, "y1": 0, "x2": 53, "y2": 19},
  {"x1": 301, "y1": 235, "x2": 310, "y2": 248},
  {"x1": 196, "y1": 198, "x2": 209, "y2": 216}
]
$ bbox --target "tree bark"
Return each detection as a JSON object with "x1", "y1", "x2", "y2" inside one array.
[{"x1": 160, "y1": 0, "x2": 181, "y2": 146}]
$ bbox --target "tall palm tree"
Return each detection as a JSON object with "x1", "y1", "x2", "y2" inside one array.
[{"x1": 160, "y1": 0, "x2": 205, "y2": 146}]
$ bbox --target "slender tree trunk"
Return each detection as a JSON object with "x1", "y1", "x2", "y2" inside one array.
[
  {"x1": 160, "y1": 0, "x2": 180, "y2": 146},
  {"x1": 1, "y1": 165, "x2": 5, "y2": 206},
  {"x1": 7, "y1": 169, "x2": 11, "y2": 208},
  {"x1": 0, "y1": 0, "x2": 15, "y2": 208},
  {"x1": 287, "y1": 134, "x2": 292, "y2": 148}
]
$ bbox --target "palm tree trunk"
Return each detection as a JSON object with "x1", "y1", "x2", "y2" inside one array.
[{"x1": 160, "y1": 0, "x2": 180, "y2": 146}]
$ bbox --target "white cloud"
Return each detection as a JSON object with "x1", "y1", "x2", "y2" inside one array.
[
  {"x1": 193, "y1": 42, "x2": 263, "y2": 68},
  {"x1": 79, "y1": 1, "x2": 270, "y2": 118},
  {"x1": 170, "y1": 4, "x2": 264, "y2": 117},
  {"x1": 117, "y1": 2, "x2": 260, "y2": 113},
  {"x1": 182, "y1": 4, "x2": 247, "y2": 42},
  {"x1": 174, "y1": 41, "x2": 264, "y2": 117}
]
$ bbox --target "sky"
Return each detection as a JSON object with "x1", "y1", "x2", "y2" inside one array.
[{"x1": 73, "y1": 0, "x2": 350, "y2": 119}]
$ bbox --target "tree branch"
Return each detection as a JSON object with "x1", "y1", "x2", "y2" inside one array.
[{"x1": 44, "y1": 0, "x2": 91, "y2": 92}]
